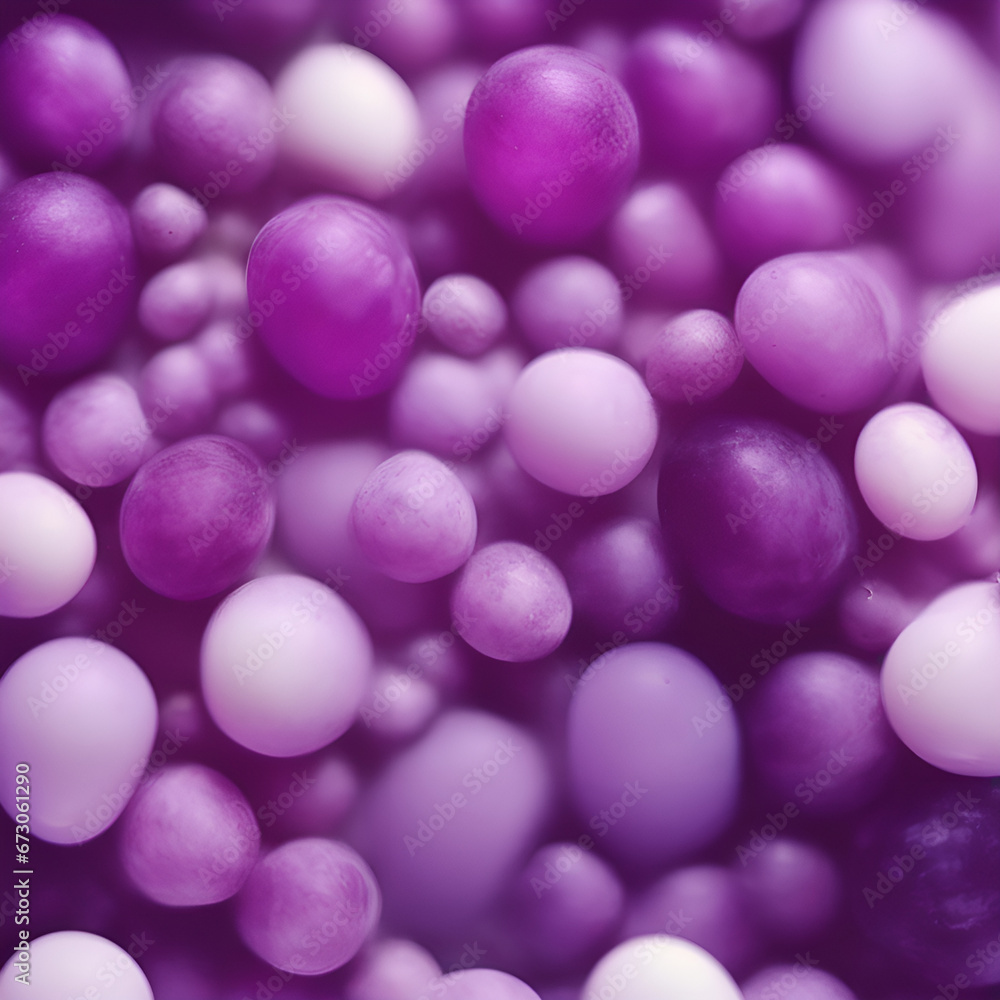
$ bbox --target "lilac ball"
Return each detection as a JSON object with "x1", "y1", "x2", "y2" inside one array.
[
  {"x1": 464, "y1": 45, "x2": 639, "y2": 244},
  {"x1": 741, "y1": 965, "x2": 857, "y2": 1000},
  {"x1": 0, "y1": 15, "x2": 131, "y2": 173},
  {"x1": 0, "y1": 172, "x2": 135, "y2": 376},
  {"x1": 236, "y1": 837, "x2": 381, "y2": 975},
  {"x1": 130, "y1": 183, "x2": 207, "y2": 261},
  {"x1": 246, "y1": 196, "x2": 420, "y2": 399},
  {"x1": 451, "y1": 541, "x2": 572, "y2": 662},
  {"x1": 345, "y1": 939, "x2": 441, "y2": 1000},
  {"x1": 351, "y1": 450, "x2": 478, "y2": 583},
  {"x1": 658, "y1": 417, "x2": 855, "y2": 623},
  {"x1": 436, "y1": 970, "x2": 542, "y2": 1000},
  {"x1": 423, "y1": 273, "x2": 508, "y2": 358},
  {"x1": 119, "y1": 435, "x2": 274, "y2": 601},
  {"x1": 138, "y1": 261, "x2": 215, "y2": 342},
  {"x1": 119, "y1": 763, "x2": 260, "y2": 906},
  {"x1": 138, "y1": 344, "x2": 216, "y2": 441}
]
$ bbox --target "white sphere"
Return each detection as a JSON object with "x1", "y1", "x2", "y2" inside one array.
[
  {"x1": 0, "y1": 472, "x2": 96, "y2": 618},
  {"x1": 274, "y1": 44, "x2": 421, "y2": 200}
]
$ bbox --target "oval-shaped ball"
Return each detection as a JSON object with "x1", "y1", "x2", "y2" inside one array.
[
  {"x1": 247, "y1": 196, "x2": 420, "y2": 399},
  {"x1": 0, "y1": 172, "x2": 135, "y2": 375},
  {"x1": 351, "y1": 451, "x2": 477, "y2": 582},
  {"x1": 659, "y1": 417, "x2": 855, "y2": 623},
  {"x1": 0, "y1": 472, "x2": 96, "y2": 618},
  {"x1": 201, "y1": 573, "x2": 373, "y2": 757},
  {"x1": 0, "y1": 638, "x2": 157, "y2": 844},
  {"x1": 882, "y1": 580, "x2": 1000, "y2": 775},
  {"x1": 734, "y1": 252, "x2": 896, "y2": 412},
  {"x1": 464, "y1": 45, "x2": 639, "y2": 243},
  {"x1": 120, "y1": 435, "x2": 274, "y2": 601},
  {"x1": 236, "y1": 838, "x2": 380, "y2": 975},
  {"x1": 505, "y1": 348, "x2": 658, "y2": 496},
  {"x1": 855, "y1": 403, "x2": 977, "y2": 541},
  {"x1": 583, "y1": 936, "x2": 743, "y2": 1000},
  {"x1": 120, "y1": 763, "x2": 261, "y2": 906},
  {"x1": 0, "y1": 931, "x2": 153, "y2": 1000},
  {"x1": 567, "y1": 643, "x2": 741, "y2": 869}
]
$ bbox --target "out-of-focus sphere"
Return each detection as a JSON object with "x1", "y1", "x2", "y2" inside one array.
[
  {"x1": 0, "y1": 472, "x2": 96, "y2": 617},
  {"x1": 855, "y1": 403, "x2": 977, "y2": 541},
  {"x1": 273, "y1": 44, "x2": 421, "y2": 200},
  {"x1": 505, "y1": 349, "x2": 657, "y2": 496}
]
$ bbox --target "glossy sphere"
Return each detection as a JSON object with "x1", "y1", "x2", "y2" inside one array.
[
  {"x1": 505, "y1": 349, "x2": 658, "y2": 496},
  {"x1": 119, "y1": 435, "x2": 274, "y2": 601},
  {"x1": 0, "y1": 472, "x2": 96, "y2": 618},
  {"x1": 0, "y1": 931, "x2": 154, "y2": 1000},
  {"x1": 236, "y1": 838, "x2": 381, "y2": 974},
  {"x1": 0, "y1": 172, "x2": 135, "y2": 376},
  {"x1": 451, "y1": 542, "x2": 572, "y2": 662},
  {"x1": 464, "y1": 45, "x2": 639, "y2": 243},
  {"x1": 246, "y1": 196, "x2": 421, "y2": 399},
  {"x1": 351, "y1": 451, "x2": 477, "y2": 583},
  {"x1": 201, "y1": 574, "x2": 373, "y2": 757},
  {"x1": 659, "y1": 417, "x2": 855, "y2": 623},
  {"x1": 567, "y1": 644, "x2": 741, "y2": 869},
  {"x1": 0, "y1": 638, "x2": 157, "y2": 844},
  {"x1": 855, "y1": 403, "x2": 977, "y2": 541},
  {"x1": 120, "y1": 763, "x2": 260, "y2": 905}
]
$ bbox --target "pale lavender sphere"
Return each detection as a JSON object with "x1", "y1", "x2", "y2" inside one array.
[
  {"x1": 351, "y1": 450, "x2": 478, "y2": 583},
  {"x1": 512, "y1": 256, "x2": 624, "y2": 353},
  {"x1": 236, "y1": 837, "x2": 381, "y2": 975},
  {"x1": 0, "y1": 172, "x2": 135, "y2": 377},
  {"x1": 645, "y1": 310, "x2": 744, "y2": 405},
  {"x1": 213, "y1": 400, "x2": 290, "y2": 461},
  {"x1": 451, "y1": 541, "x2": 572, "y2": 662},
  {"x1": 130, "y1": 183, "x2": 208, "y2": 261},
  {"x1": 741, "y1": 965, "x2": 858, "y2": 1000},
  {"x1": 345, "y1": 939, "x2": 442, "y2": 1000},
  {"x1": 119, "y1": 435, "x2": 274, "y2": 601},
  {"x1": 463, "y1": 45, "x2": 639, "y2": 244},
  {"x1": 42, "y1": 374, "x2": 149, "y2": 488},
  {"x1": 0, "y1": 15, "x2": 132, "y2": 173},
  {"x1": 436, "y1": 970, "x2": 542, "y2": 1000},
  {"x1": 745, "y1": 652, "x2": 898, "y2": 814},
  {"x1": 138, "y1": 344, "x2": 216, "y2": 441},
  {"x1": 567, "y1": 643, "x2": 741, "y2": 869},
  {"x1": 119, "y1": 763, "x2": 260, "y2": 906},
  {"x1": 151, "y1": 55, "x2": 278, "y2": 195},
  {"x1": 423, "y1": 274, "x2": 508, "y2": 358},
  {"x1": 138, "y1": 261, "x2": 215, "y2": 342}
]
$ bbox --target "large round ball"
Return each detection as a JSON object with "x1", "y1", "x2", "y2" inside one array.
[
  {"x1": 505, "y1": 348, "x2": 658, "y2": 496},
  {"x1": 464, "y1": 45, "x2": 639, "y2": 243},
  {"x1": 0, "y1": 172, "x2": 135, "y2": 377},
  {"x1": 0, "y1": 638, "x2": 157, "y2": 844},
  {"x1": 246, "y1": 196, "x2": 421, "y2": 399},
  {"x1": 119, "y1": 435, "x2": 274, "y2": 601},
  {"x1": 0, "y1": 472, "x2": 96, "y2": 618},
  {"x1": 201, "y1": 573, "x2": 373, "y2": 757},
  {"x1": 236, "y1": 838, "x2": 381, "y2": 975}
]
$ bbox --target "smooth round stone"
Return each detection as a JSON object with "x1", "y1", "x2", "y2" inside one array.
[
  {"x1": 567, "y1": 643, "x2": 741, "y2": 869},
  {"x1": 881, "y1": 580, "x2": 1000, "y2": 776},
  {"x1": 201, "y1": 573, "x2": 373, "y2": 757},
  {"x1": 120, "y1": 435, "x2": 274, "y2": 601},
  {"x1": 0, "y1": 172, "x2": 135, "y2": 377},
  {"x1": 0, "y1": 472, "x2": 96, "y2": 618},
  {"x1": 745, "y1": 652, "x2": 897, "y2": 813},
  {"x1": 741, "y1": 964, "x2": 858, "y2": 1000},
  {"x1": 463, "y1": 45, "x2": 639, "y2": 243},
  {"x1": 246, "y1": 196, "x2": 421, "y2": 399},
  {"x1": 120, "y1": 763, "x2": 260, "y2": 905},
  {"x1": 423, "y1": 273, "x2": 508, "y2": 357},
  {"x1": 130, "y1": 183, "x2": 208, "y2": 261},
  {"x1": 352, "y1": 709, "x2": 550, "y2": 937},
  {"x1": 273, "y1": 44, "x2": 421, "y2": 200},
  {"x1": 505, "y1": 349, "x2": 658, "y2": 497},
  {"x1": 345, "y1": 939, "x2": 442, "y2": 1000},
  {"x1": 659, "y1": 417, "x2": 855, "y2": 623},
  {"x1": 0, "y1": 637, "x2": 157, "y2": 844},
  {"x1": 451, "y1": 542, "x2": 572, "y2": 662},
  {"x1": 583, "y1": 936, "x2": 743, "y2": 1000},
  {"x1": 236, "y1": 837, "x2": 381, "y2": 975},
  {"x1": 855, "y1": 403, "x2": 977, "y2": 541},
  {"x1": 351, "y1": 450, "x2": 477, "y2": 582},
  {"x1": 0, "y1": 931, "x2": 153, "y2": 1000}
]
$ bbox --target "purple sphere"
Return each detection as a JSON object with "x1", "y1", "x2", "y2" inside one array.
[
  {"x1": 119, "y1": 435, "x2": 274, "y2": 601},
  {"x1": 246, "y1": 196, "x2": 421, "y2": 399}
]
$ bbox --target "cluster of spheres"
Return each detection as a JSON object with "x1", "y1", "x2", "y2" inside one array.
[{"x1": 2, "y1": 0, "x2": 1000, "y2": 998}]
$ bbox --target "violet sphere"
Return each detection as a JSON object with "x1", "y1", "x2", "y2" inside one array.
[{"x1": 464, "y1": 45, "x2": 639, "y2": 244}]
